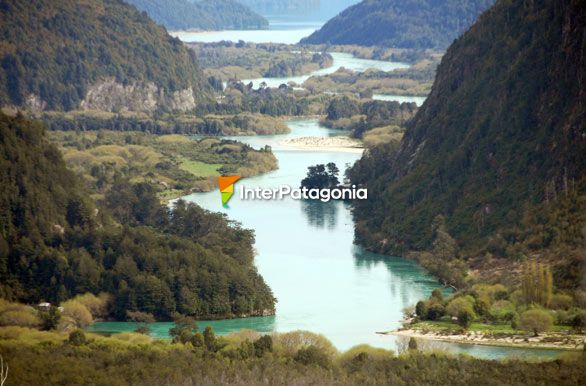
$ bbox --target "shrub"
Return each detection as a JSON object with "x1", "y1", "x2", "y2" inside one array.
[
  {"x1": 446, "y1": 296, "x2": 475, "y2": 318},
  {"x1": 71, "y1": 293, "x2": 112, "y2": 319},
  {"x1": 550, "y1": 293, "x2": 574, "y2": 310},
  {"x1": 274, "y1": 331, "x2": 337, "y2": 358},
  {"x1": 575, "y1": 291, "x2": 586, "y2": 308},
  {"x1": 408, "y1": 337, "x2": 418, "y2": 350},
  {"x1": 431, "y1": 289, "x2": 444, "y2": 301},
  {"x1": 570, "y1": 311, "x2": 586, "y2": 333},
  {"x1": 135, "y1": 326, "x2": 151, "y2": 335},
  {"x1": 511, "y1": 312, "x2": 521, "y2": 330},
  {"x1": 520, "y1": 309, "x2": 554, "y2": 336},
  {"x1": 190, "y1": 332, "x2": 204, "y2": 348},
  {"x1": 295, "y1": 345, "x2": 331, "y2": 369},
  {"x1": 126, "y1": 310, "x2": 156, "y2": 323},
  {"x1": 68, "y1": 329, "x2": 87, "y2": 346},
  {"x1": 0, "y1": 309, "x2": 41, "y2": 328},
  {"x1": 489, "y1": 300, "x2": 515, "y2": 322},
  {"x1": 427, "y1": 303, "x2": 446, "y2": 321},
  {"x1": 61, "y1": 300, "x2": 93, "y2": 327}
]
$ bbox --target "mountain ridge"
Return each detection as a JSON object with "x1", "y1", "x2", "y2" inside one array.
[
  {"x1": 301, "y1": 0, "x2": 494, "y2": 49},
  {"x1": 0, "y1": 0, "x2": 210, "y2": 112},
  {"x1": 349, "y1": 0, "x2": 586, "y2": 287}
]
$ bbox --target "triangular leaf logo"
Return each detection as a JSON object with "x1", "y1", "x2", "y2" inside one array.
[{"x1": 218, "y1": 176, "x2": 241, "y2": 208}]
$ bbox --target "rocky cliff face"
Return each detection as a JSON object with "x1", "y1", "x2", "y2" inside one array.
[{"x1": 80, "y1": 78, "x2": 196, "y2": 113}]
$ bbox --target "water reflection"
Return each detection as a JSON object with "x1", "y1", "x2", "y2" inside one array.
[{"x1": 300, "y1": 200, "x2": 339, "y2": 230}]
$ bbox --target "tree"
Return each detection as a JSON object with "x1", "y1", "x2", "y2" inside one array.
[
  {"x1": 520, "y1": 309, "x2": 553, "y2": 336},
  {"x1": 521, "y1": 262, "x2": 553, "y2": 307},
  {"x1": 39, "y1": 306, "x2": 61, "y2": 331},
  {"x1": 300, "y1": 163, "x2": 340, "y2": 189},
  {"x1": 169, "y1": 315, "x2": 198, "y2": 344},
  {"x1": 446, "y1": 296, "x2": 475, "y2": 318},
  {"x1": 408, "y1": 337, "x2": 418, "y2": 351},
  {"x1": 203, "y1": 326, "x2": 217, "y2": 352},
  {"x1": 457, "y1": 308, "x2": 475, "y2": 329},
  {"x1": 432, "y1": 215, "x2": 458, "y2": 261},
  {"x1": 415, "y1": 301, "x2": 428, "y2": 320},
  {"x1": 571, "y1": 311, "x2": 586, "y2": 333},
  {"x1": 253, "y1": 335, "x2": 273, "y2": 357}
]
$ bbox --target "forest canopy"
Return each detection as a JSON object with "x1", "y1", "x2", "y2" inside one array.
[{"x1": 0, "y1": 112, "x2": 275, "y2": 320}]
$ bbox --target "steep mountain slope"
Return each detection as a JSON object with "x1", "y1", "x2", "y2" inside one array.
[
  {"x1": 126, "y1": 0, "x2": 268, "y2": 30},
  {"x1": 301, "y1": 0, "x2": 494, "y2": 49},
  {"x1": 349, "y1": 0, "x2": 586, "y2": 285},
  {"x1": 0, "y1": 0, "x2": 210, "y2": 112},
  {"x1": 0, "y1": 112, "x2": 275, "y2": 318}
]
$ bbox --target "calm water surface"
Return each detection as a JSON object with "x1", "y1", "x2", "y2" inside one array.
[
  {"x1": 90, "y1": 120, "x2": 570, "y2": 361},
  {"x1": 241, "y1": 52, "x2": 409, "y2": 89}
]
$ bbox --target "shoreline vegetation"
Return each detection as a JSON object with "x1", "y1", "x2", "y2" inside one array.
[
  {"x1": 48, "y1": 129, "x2": 278, "y2": 202},
  {"x1": 2, "y1": 325, "x2": 584, "y2": 386}
]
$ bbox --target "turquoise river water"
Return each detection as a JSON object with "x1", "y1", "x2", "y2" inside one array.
[{"x1": 89, "y1": 120, "x2": 569, "y2": 361}]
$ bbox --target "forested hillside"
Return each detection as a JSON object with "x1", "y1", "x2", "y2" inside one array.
[
  {"x1": 126, "y1": 0, "x2": 268, "y2": 31},
  {"x1": 301, "y1": 0, "x2": 494, "y2": 49},
  {"x1": 0, "y1": 0, "x2": 209, "y2": 112},
  {"x1": 0, "y1": 113, "x2": 275, "y2": 319},
  {"x1": 349, "y1": 0, "x2": 586, "y2": 287}
]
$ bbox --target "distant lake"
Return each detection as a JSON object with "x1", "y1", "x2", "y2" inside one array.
[{"x1": 171, "y1": 16, "x2": 323, "y2": 44}]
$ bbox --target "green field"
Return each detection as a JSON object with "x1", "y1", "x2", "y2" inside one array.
[{"x1": 178, "y1": 158, "x2": 223, "y2": 177}]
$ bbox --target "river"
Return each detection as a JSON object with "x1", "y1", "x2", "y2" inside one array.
[
  {"x1": 89, "y1": 119, "x2": 569, "y2": 361},
  {"x1": 89, "y1": 19, "x2": 567, "y2": 361}
]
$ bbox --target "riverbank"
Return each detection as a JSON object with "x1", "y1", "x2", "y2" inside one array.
[
  {"x1": 280, "y1": 136, "x2": 364, "y2": 153},
  {"x1": 382, "y1": 328, "x2": 585, "y2": 351}
]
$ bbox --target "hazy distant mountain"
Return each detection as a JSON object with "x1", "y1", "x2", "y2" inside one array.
[
  {"x1": 238, "y1": 0, "x2": 360, "y2": 19},
  {"x1": 127, "y1": 0, "x2": 269, "y2": 30},
  {"x1": 301, "y1": 0, "x2": 494, "y2": 49}
]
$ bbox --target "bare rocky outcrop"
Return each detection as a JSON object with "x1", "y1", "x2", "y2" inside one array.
[{"x1": 80, "y1": 77, "x2": 196, "y2": 113}]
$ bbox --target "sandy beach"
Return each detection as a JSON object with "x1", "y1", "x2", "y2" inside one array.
[
  {"x1": 280, "y1": 136, "x2": 365, "y2": 153},
  {"x1": 381, "y1": 328, "x2": 585, "y2": 351}
]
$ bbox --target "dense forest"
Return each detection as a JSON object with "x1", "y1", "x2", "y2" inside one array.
[
  {"x1": 126, "y1": 0, "x2": 269, "y2": 31},
  {"x1": 0, "y1": 113, "x2": 275, "y2": 319},
  {"x1": 0, "y1": 0, "x2": 210, "y2": 111},
  {"x1": 301, "y1": 0, "x2": 494, "y2": 49},
  {"x1": 348, "y1": 0, "x2": 586, "y2": 289}
]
